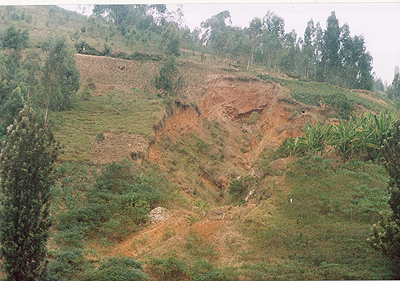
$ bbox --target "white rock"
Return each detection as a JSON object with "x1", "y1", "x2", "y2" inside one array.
[{"x1": 149, "y1": 207, "x2": 168, "y2": 224}]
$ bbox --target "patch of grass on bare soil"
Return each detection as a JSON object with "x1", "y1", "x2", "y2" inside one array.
[
  {"x1": 258, "y1": 74, "x2": 396, "y2": 115},
  {"x1": 51, "y1": 88, "x2": 165, "y2": 162},
  {"x1": 238, "y1": 156, "x2": 394, "y2": 280}
]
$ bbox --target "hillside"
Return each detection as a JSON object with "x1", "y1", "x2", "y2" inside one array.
[
  {"x1": 44, "y1": 51, "x2": 395, "y2": 280},
  {"x1": 0, "y1": 5, "x2": 398, "y2": 281}
]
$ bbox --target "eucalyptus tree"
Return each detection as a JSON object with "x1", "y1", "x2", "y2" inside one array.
[
  {"x1": 280, "y1": 29, "x2": 298, "y2": 74},
  {"x1": 246, "y1": 17, "x2": 262, "y2": 69},
  {"x1": 339, "y1": 24, "x2": 373, "y2": 90},
  {"x1": 302, "y1": 19, "x2": 321, "y2": 78},
  {"x1": 201, "y1": 10, "x2": 232, "y2": 56},
  {"x1": 93, "y1": 5, "x2": 130, "y2": 26},
  {"x1": 262, "y1": 11, "x2": 285, "y2": 69},
  {"x1": 41, "y1": 36, "x2": 80, "y2": 122},
  {"x1": 351, "y1": 35, "x2": 373, "y2": 90},
  {"x1": 320, "y1": 11, "x2": 341, "y2": 83},
  {"x1": 387, "y1": 67, "x2": 400, "y2": 100},
  {"x1": 161, "y1": 23, "x2": 181, "y2": 57}
]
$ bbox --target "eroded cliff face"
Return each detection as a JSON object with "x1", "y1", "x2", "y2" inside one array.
[{"x1": 149, "y1": 74, "x2": 314, "y2": 167}]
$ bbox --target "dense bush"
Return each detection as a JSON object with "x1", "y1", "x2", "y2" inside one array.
[
  {"x1": 75, "y1": 41, "x2": 163, "y2": 61},
  {"x1": 149, "y1": 257, "x2": 191, "y2": 281},
  {"x1": 369, "y1": 120, "x2": 400, "y2": 277},
  {"x1": 54, "y1": 161, "x2": 169, "y2": 245},
  {"x1": 84, "y1": 257, "x2": 148, "y2": 281},
  {"x1": 153, "y1": 56, "x2": 184, "y2": 96},
  {"x1": 149, "y1": 256, "x2": 236, "y2": 281}
]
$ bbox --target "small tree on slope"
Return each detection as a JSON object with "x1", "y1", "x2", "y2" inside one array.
[
  {"x1": 0, "y1": 106, "x2": 60, "y2": 281},
  {"x1": 368, "y1": 120, "x2": 400, "y2": 276}
]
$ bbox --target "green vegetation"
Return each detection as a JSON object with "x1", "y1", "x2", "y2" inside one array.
[
  {"x1": 277, "y1": 110, "x2": 396, "y2": 160},
  {"x1": 47, "y1": 160, "x2": 176, "y2": 280},
  {"x1": 238, "y1": 156, "x2": 393, "y2": 280},
  {"x1": 54, "y1": 161, "x2": 173, "y2": 243},
  {"x1": 0, "y1": 107, "x2": 60, "y2": 281},
  {"x1": 84, "y1": 257, "x2": 149, "y2": 281},
  {"x1": 153, "y1": 56, "x2": 183, "y2": 97},
  {"x1": 51, "y1": 88, "x2": 164, "y2": 162},
  {"x1": 149, "y1": 231, "x2": 236, "y2": 281},
  {"x1": 258, "y1": 74, "x2": 393, "y2": 116},
  {"x1": 369, "y1": 120, "x2": 400, "y2": 276},
  {"x1": 0, "y1": 4, "x2": 399, "y2": 280},
  {"x1": 40, "y1": 36, "x2": 80, "y2": 120}
]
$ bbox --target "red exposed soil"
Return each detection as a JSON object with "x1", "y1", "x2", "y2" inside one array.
[
  {"x1": 199, "y1": 74, "x2": 278, "y2": 121},
  {"x1": 155, "y1": 107, "x2": 202, "y2": 142},
  {"x1": 197, "y1": 74, "x2": 312, "y2": 158},
  {"x1": 102, "y1": 206, "x2": 251, "y2": 267}
]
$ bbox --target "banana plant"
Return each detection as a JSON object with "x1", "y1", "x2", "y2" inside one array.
[
  {"x1": 329, "y1": 118, "x2": 362, "y2": 159},
  {"x1": 301, "y1": 121, "x2": 333, "y2": 156},
  {"x1": 289, "y1": 136, "x2": 304, "y2": 156}
]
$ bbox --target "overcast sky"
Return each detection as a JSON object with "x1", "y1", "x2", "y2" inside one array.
[{"x1": 60, "y1": 3, "x2": 400, "y2": 84}]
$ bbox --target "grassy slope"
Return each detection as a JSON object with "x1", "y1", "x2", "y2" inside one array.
[
  {"x1": 237, "y1": 156, "x2": 392, "y2": 279},
  {"x1": 51, "y1": 88, "x2": 165, "y2": 162}
]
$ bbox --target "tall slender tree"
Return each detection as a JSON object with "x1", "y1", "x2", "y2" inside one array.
[
  {"x1": 0, "y1": 106, "x2": 60, "y2": 281},
  {"x1": 201, "y1": 10, "x2": 232, "y2": 55},
  {"x1": 41, "y1": 36, "x2": 80, "y2": 122},
  {"x1": 387, "y1": 67, "x2": 400, "y2": 100},
  {"x1": 247, "y1": 17, "x2": 262, "y2": 69},
  {"x1": 321, "y1": 11, "x2": 341, "y2": 83}
]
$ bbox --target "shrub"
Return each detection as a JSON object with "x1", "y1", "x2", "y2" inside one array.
[
  {"x1": 81, "y1": 77, "x2": 96, "y2": 100},
  {"x1": 57, "y1": 203, "x2": 111, "y2": 232},
  {"x1": 153, "y1": 56, "x2": 184, "y2": 96},
  {"x1": 369, "y1": 120, "x2": 400, "y2": 276},
  {"x1": 84, "y1": 257, "x2": 148, "y2": 281},
  {"x1": 228, "y1": 178, "x2": 248, "y2": 203},
  {"x1": 149, "y1": 257, "x2": 191, "y2": 281},
  {"x1": 47, "y1": 249, "x2": 87, "y2": 280}
]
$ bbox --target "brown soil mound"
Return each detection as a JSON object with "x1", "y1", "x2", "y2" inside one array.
[
  {"x1": 199, "y1": 74, "x2": 279, "y2": 121},
  {"x1": 155, "y1": 106, "x2": 202, "y2": 142},
  {"x1": 90, "y1": 133, "x2": 147, "y2": 165}
]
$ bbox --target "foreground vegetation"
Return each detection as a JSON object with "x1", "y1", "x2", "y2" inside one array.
[{"x1": 40, "y1": 154, "x2": 394, "y2": 280}]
